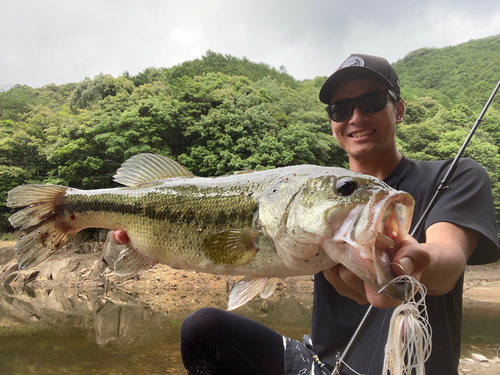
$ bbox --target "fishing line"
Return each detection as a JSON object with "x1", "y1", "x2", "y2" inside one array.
[
  {"x1": 333, "y1": 354, "x2": 363, "y2": 375},
  {"x1": 333, "y1": 78, "x2": 500, "y2": 375}
]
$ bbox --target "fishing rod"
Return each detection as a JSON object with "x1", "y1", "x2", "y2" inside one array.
[{"x1": 333, "y1": 78, "x2": 500, "y2": 375}]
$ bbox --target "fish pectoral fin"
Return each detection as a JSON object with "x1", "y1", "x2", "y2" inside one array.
[
  {"x1": 259, "y1": 277, "x2": 279, "y2": 299},
  {"x1": 203, "y1": 230, "x2": 260, "y2": 266},
  {"x1": 114, "y1": 247, "x2": 156, "y2": 276},
  {"x1": 113, "y1": 153, "x2": 194, "y2": 187},
  {"x1": 228, "y1": 276, "x2": 279, "y2": 310}
]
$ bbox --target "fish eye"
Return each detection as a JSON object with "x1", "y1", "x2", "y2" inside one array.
[{"x1": 336, "y1": 178, "x2": 357, "y2": 196}]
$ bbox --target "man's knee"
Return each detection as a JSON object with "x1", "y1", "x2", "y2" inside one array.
[{"x1": 181, "y1": 307, "x2": 227, "y2": 343}]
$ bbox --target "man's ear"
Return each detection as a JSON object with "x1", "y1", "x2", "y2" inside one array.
[
  {"x1": 396, "y1": 100, "x2": 405, "y2": 124},
  {"x1": 331, "y1": 122, "x2": 337, "y2": 138}
]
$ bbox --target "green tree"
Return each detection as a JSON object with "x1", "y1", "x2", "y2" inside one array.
[
  {"x1": 69, "y1": 74, "x2": 135, "y2": 109},
  {"x1": 0, "y1": 85, "x2": 42, "y2": 120}
]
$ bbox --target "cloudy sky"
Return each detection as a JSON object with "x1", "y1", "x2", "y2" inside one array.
[{"x1": 1, "y1": 0, "x2": 500, "y2": 88}]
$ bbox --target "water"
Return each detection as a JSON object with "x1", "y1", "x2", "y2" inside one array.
[
  {"x1": 0, "y1": 286, "x2": 313, "y2": 374},
  {"x1": 461, "y1": 299, "x2": 500, "y2": 359},
  {"x1": 0, "y1": 286, "x2": 498, "y2": 374}
]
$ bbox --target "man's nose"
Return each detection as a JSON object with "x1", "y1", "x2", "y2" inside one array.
[{"x1": 349, "y1": 105, "x2": 369, "y2": 123}]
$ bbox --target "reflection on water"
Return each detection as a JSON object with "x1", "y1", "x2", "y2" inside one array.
[
  {"x1": 461, "y1": 299, "x2": 500, "y2": 359},
  {"x1": 1, "y1": 328, "x2": 184, "y2": 374},
  {"x1": 0, "y1": 286, "x2": 499, "y2": 374},
  {"x1": 0, "y1": 285, "x2": 312, "y2": 374}
]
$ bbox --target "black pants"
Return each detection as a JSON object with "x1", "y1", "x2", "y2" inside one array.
[{"x1": 180, "y1": 307, "x2": 285, "y2": 375}]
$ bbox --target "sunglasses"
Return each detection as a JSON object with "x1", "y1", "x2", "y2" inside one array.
[{"x1": 325, "y1": 89, "x2": 399, "y2": 122}]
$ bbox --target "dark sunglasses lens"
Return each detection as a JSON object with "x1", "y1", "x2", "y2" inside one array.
[
  {"x1": 327, "y1": 90, "x2": 390, "y2": 122},
  {"x1": 359, "y1": 91, "x2": 387, "y2": 113},
  {"x1": 330, "y1": 100, "x2": 353, "y2": 122}
]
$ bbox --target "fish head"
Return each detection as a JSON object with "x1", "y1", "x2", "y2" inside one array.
[
  {"x1": 323, "y1": 173, "x2": 414, "y2": 300},
  {"x1": 280, "y1": 168, "x2": 414, "y2": 300}
]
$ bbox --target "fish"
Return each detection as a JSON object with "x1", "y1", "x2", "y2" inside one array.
[{"x1": 6, "y1": 153, "x2": 414, "y2": 310}]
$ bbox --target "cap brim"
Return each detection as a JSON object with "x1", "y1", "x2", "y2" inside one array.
[{"x1": 319, "y1": 66, "x2": 396, "y2": 104}]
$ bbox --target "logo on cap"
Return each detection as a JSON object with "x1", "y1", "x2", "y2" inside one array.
[{"x1": 341, "y1": 56, "x2": 365, "y2": 68}]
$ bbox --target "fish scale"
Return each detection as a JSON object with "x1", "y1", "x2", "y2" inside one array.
[{"x1": 7, "y1": 153, "x2": 414, "y2": 310}]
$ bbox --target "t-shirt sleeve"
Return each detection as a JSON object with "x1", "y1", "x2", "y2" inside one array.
[{"x1": 425, "y1": 158, "x2": 500, "y2": 265}]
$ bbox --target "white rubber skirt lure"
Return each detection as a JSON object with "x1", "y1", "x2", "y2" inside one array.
[{"x1": 382, "y1": 275, "x2": 432, "y2": 375}]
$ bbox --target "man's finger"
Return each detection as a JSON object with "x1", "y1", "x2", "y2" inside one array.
[
  {"x1": 112, "y1": 229, "x2": 129, "y2": 245},
  {"x1": 323, "y1": 266, "x2": 369, "y2": 305}
]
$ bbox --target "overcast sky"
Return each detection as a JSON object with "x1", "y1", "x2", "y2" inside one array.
[{"x1": 1, "y1": 0, "x2": 500, "y2": 88}]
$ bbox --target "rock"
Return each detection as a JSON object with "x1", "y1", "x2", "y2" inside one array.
[
  {"x1": 0, "y1": 247, "x2": 15, "y2": 266},
  {"x1": 1, "y1": 262, "x2": 19, "y2": 282},
  {"x1": 98, "y1": 229, "x2": 109, "y2": 242},
  {"x1": 72, "y1": 229, "x2": 96, "y2": 244},
  {"x1": 102, "y1": 230, "x2": 126, "y2": 268},
  {"x1": 472, "y1": 353, "x2": 489, "y2": 362},
  {"x1": 78, "y1": 242, "x2": 93, "y2": 254}
]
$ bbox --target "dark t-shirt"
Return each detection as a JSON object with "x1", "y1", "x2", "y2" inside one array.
[{"x1": 311, "y1": 157, "x2": 500, "y2": 375}]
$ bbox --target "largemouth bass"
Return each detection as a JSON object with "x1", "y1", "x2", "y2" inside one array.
[{"x1": 7, "y1": 153, "x2": 414, "y2": 310}]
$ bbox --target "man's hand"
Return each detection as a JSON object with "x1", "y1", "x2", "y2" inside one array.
[
  {"x1": 323, "y1": 222, "x2": 477, "y2": 309},
  {"x1": 112, "y1": 229, "x2": 130, "y2": 245},
  {"x1": 323, "y1": 235, "x2": 430, "y2": 308}
]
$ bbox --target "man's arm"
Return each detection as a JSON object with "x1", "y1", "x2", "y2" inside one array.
[
  {"x1": 323, "y1": 221, "x2": 478, "y2": 309},
  {"x1": 418, "y1": 222, "x2": 477, "y2": 293}
]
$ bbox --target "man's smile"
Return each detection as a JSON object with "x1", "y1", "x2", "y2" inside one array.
[{"x1": 349, "y1": 129, "x2": 376, "y2": 138}]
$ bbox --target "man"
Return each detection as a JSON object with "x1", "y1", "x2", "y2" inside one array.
[
  {"x1": 113, "y1": 54, "x2": 499, "y2": 374},
  {"x1": 310, "y1": 54, "x2": 499, "y2": 374}
]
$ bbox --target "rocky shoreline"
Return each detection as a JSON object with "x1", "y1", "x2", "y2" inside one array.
[{"x1": 1, "y1": 230, "x2": 500, "y2": 374}]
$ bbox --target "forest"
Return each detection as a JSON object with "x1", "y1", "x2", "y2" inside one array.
[{"x1": 1, "y1": 35, "x2": 500, "y2": 234}]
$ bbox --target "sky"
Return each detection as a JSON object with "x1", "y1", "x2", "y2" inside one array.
[{"x1": 1, "y1": 0, "x2": 500, "y2": 88}]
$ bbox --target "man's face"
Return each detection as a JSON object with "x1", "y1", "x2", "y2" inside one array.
[{"x1": 329, "y1": 77, "x2": 404, "y2": 162}]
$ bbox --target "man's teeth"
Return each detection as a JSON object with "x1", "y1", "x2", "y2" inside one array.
[{"x1": 350, "y1": 129, "x2": 374, "y2": 138}]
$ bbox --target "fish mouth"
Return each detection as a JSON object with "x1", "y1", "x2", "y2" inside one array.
[
  {"x1": 325, "y1": 189, "x2": 415, "y2": 300},
  {"x1": 358, "y1": 190, "x2": 415, "y2": 299}
]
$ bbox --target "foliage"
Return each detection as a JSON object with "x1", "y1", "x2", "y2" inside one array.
[
  {"x1": 394, "y1": 35, "x2": 500, "y2": 112},
  {"x1": 126, "y1": 50, "x2": 298, "y2": 89},
  {"x1": 69, "y1": 74, "x2": 135, "y2": 109},
  {"x1": 1, "y1": 38, "x2": 500, "y2": 233},
  {"x1": 0, "y1": 85, "x2": 42, "y2": 120},
  {"x1": 0, "y1": 232, "x2": 15, "y2": 241}
]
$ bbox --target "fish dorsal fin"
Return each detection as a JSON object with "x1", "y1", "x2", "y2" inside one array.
[
  {"x1": 232, "y1": 168, "x2": 254, "y2": 175},
  {"x1": 203, "y1": 229, "x2": 261, "y2": 266},
  {"x1": 114, "y1": 246, "x2": 156, "y2": 276},
  {"x1": 228, "y1": 276, "x2": 279, "y2": 310},
  {"x1": 113, "y1": 153, "x2": 194, "y2": 187}
]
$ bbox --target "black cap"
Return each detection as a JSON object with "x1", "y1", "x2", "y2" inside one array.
[{"x1": 319, "y1": 54, "x2": 401, "y2": 104}]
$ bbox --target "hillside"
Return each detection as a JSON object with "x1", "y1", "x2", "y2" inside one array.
[
  {"x1": 394, "y1": 35, "x2": 500, "y2": 112},
  {"x1": 1, "y1": 36, "x2": 500, "y2": 234}
]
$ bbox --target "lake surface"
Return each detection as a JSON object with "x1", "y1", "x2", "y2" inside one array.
[{"x1": 0, "y1": 286, "x2": 499, "y2": 374}]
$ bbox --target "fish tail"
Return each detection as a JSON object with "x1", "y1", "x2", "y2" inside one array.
[{"x1": 7, "y1": 185, "x2": 77, "y2": 269}]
